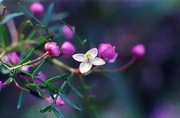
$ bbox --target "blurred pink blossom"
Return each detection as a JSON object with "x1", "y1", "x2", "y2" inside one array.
[
  {"x1": 61, "y1": 41, "x2": 75, "y2": 58},
  {"x1": 36, "y1": 71, "x2": 46, "y2": 84},
  {"x1": 47, "y1": 95, "x2": 65, "y2": 107},
  {"x1": 63, "y1": 25, "x2": 75, "y2": 40},
  {"x1": 3, "y1": 52, "x2": 20, "y2": 65},
  {"x1": 131, "y1": 44, "x2": 145, "y2": 58},
  {"x1": 30, "y1": 2, "x2": 44, "y2": 15}
]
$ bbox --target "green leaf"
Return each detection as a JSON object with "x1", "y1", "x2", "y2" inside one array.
[
  {"x1": 18, "y1": 48, "x2": 35, "y2": 65},
  {"x1": 46, "y1": 84, "x2": 59, "y2": 94},
  {"x1": 0, "y1": 0, "x2": 4, "y2": 4},
  {"x1": 53, "y1": 26, "x2": 63, "y2": 41},
  {"x1": 82, "y1": 39, "x2": 87, "y2": 45},
  {"x1": 45, "y1": 74, "x2": 69, "y2": 84},
  {"x1": 18, "y1": 3, "x2": 43, "y2": 25},
  {"x1": 0, "y1": 27, "x2": 7, "y2": 48},
  {"x1": 67, "y1": 82, "x2": 84, "y2": 98},
  {"x1": 10, "y1": 69, "x2": 17, "y2": 77},
  {"x1": 43, "y1": 3, "x2": 54, "y2": 26},
  {"x1": 72, "y1": 26, "x2": 76, "y2": 33},
  {"x1": 29, "y1": 89, "x2": 43, "y2": 99},
  {"x1": 39, "y1": 106, "x2": 52, "y2": 113},
  {"x1": 0, "y1": 66, "x2": 9, "y2": 74},
  {"x1": 59, "y1": 18, "x2": 86, "y2": 52},
  {"x1": 59, "y1": 93, "x2": 81, "y2": 111},
  {"x1": 1, "y1": 12, "x2": 24, "y2": 26},
  {"x1": 17, "y1": 91, "x2": 25, "y2": 109},
  {"x1": 32, "y1": 60, "x2": 46, "y2": 76},
  {"x1": 25, "y1": 83, "x2": 46, "y2": 89},
  {"x1": 18, "y1": 70, "x2": 32, "y2": 76},
  {"x1": 52, "y1": 107, "x2": 64, "y2": 118},
  {"x1": 31, "y1": 76, "x2": 42, "y2": 97}
]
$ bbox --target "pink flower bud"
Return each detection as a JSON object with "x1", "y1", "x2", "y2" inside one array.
[
  {"x1": 61, "y1": 41, "x2": 75, "y2": 58},
  {"x1": 30, "y1": 2, "x2": 44, "y2": 15},
  {"x1": 63, "y1": 25, "x2": 75, "y2": 40},
  {"x1": 108, "y1": 53, "x2": 118, "y2": 63},
  {"x1": 0, "y1": 81, "x2": 2, "y2": 91},
  {"x1": 131, "y1": 44, "x2": 145, "y2": 57},
  {"x1": 98, "y1": 43, "x2": 116, "y2": 60},
  {"x1": 36, "y1": 72, "x2": 46, "y2": 84},
  {"x1": 3, "y1": 52, "x2": 20, "y2": 65},
  {"x1": 20, "y1": 65, "x2": 29, "y2": 72},
  {"x1": 47, "y1": 95, "x2": 65, "y2": 107},
  {"x1": 45, "y1": 42, "x2": 60, "y2": 57}
]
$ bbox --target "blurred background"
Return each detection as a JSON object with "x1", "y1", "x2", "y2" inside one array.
[{"x1": 1, "y1": 0, "x2": 180, "y2": 118}]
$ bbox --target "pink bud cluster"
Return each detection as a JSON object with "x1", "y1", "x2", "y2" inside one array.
[
  {"x1": 2, "y1": 52, "x2": 47, "y2": 83},
  {"x1": 45, "y1": 41, "x2": 75, "y2": 58}
]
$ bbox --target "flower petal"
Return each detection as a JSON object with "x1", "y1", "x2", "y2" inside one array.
[
  {"x1": 91, "y1": 57, "x2": 106, "y2": 66},
  {"x1": 86, "y1": 48, "x2": 97, "y2": 59},
  {"x1": 109, "y1": 53, "x2": 118, "y2": 63},
  {"x1": 79, "y1": 62, "x2": 92, "y2": 74},
  {"x1": 72, "y1": 54, "x2": 85, "y2": 62}
]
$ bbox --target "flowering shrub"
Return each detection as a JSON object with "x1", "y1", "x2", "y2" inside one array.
[{"x1": 0, "y1": 1, "x2": 145, "y2": 118}]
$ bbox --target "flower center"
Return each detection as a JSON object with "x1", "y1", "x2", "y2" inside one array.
[{"x1": 85, "y1": 53, "x2": 92, "y2": 62}]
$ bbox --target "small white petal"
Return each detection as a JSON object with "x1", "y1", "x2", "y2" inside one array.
[
  {"x1": 72, "y1": 54, "x2": 85, "y2": 62},
  {"x1": 91, "y1": 57, "x2": 106, "y2": 66},
  {"x1": 86, "y1": 48, "x2": 98, "y2": 59},
  {"x1": 79, "y1": 62, "x2": 92, "y2": 74}
]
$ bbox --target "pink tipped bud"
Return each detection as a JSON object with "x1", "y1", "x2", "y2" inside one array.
[
  {"x1": 131, "y1": 44, "x2": 145, "y2": 57},
  {"x1": 45, "y1": 42, "x2": 60, "y2": 57},
  {"x1": 61, "y1": 41, "x2": 75, "y2": 58},
  {"x1": 30, "y1": 2, "x2": 44, "y2": 15},
  {"x1": 63, "y1": 25, "x2": 75, "y2": 40},
  {"x1": 98, "y1": 43, "x2": 116, "y2": 60},
  {"x1": 47, "y1": 95, "x2": 65, "y2": 107},
  {"x1": 0, "y1": 81, "x2": 2, "y2": 91}
]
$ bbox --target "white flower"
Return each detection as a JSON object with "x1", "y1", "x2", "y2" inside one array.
[{"x1": 72, "y1": 48, "x2": 106, "y2": 74}]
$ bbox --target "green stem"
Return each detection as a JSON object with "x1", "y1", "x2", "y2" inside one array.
[
  {"x1": 51, "y1": 58, "x2": 75, "y2": 72},
  {"x1": 92, "y1": 56, "x2": 137, "y2": 73},
  {"x1": 59, "y1": 18, "x2": 86, "y2": 52},
  {"x1": 9, "y1": 52, "x2": 49, "y2": 70},
  {"x1": 13, "y1": 79, "x2": 29, "y2": 92},
  {"x1": 0, "y1": 59, "x2": 11, "y2": 70},
  {"x1": 79, "y1": 76, "x2": 98, "y2": 118}
]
